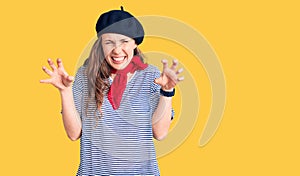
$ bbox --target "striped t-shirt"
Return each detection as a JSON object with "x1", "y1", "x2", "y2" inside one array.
[{"x1": 73, "y1": 64, "x2": 164, "y2": 176}]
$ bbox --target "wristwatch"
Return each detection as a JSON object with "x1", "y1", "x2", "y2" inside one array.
[{"x1": 160, "y1": 88, "x2": 175, "y2": 97}]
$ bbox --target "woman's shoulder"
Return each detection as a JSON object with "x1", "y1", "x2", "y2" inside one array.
[
  {"x1": 73, "y1": 64, "x2": 88, "y2": 83},
  {"x1": 135, "y1": 64, "x2": 161, "y2": 82},
  {"x1": 75, "y1": 64, "x2": 87, "y2": 75}
]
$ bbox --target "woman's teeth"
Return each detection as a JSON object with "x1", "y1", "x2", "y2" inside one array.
[{"x1": 112, "y1": 57, "x2": 125, "y2": 61}]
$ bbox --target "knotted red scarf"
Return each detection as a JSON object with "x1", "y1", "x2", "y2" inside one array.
[{"x1": 108, "y1": 56, "x2": 148, "y2": 110}]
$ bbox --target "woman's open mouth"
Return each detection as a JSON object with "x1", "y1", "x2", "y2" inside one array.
[{"x1": 111, "y1": 56, "x2": 126, "y2": 64}]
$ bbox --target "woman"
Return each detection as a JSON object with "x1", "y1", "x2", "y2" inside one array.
[{"x1": 40, "y1": 7, "x2": 183, "y2": 176}]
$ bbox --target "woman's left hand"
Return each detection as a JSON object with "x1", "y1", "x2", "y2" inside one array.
[{"x1": 154, "y1": 59, "x2": 184, "y2": 90}]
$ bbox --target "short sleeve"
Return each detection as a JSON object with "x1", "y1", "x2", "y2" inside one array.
[
  {"x1": 149, "y1": 67, "x2": 175, "y2": 120},
  {"x1": 72, "y1": 66, "x2": 85, "y2": 119}
]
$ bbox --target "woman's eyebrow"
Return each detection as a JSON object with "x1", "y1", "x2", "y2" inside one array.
[
  {"x1": 103, "y1": 39, "x2": 114, "y2": 42},
  {"x1": 103, "y1": 38, "x2": 131, "y2": 42},
  {"x1": 120, "y1": 38, "x2": 131, "y2": 41}
]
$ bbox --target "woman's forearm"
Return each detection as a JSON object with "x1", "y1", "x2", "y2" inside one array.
[
  {"x1": 60, "y1": 87, "x2": 82, "y2": 141},
  {"x1": 152, "y1": 95, "x2": 173, "y2": 141}
]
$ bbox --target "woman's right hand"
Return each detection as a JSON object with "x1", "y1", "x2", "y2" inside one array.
[{"x1": 40, "y1": 58, "x2": 74, "y2": 91}]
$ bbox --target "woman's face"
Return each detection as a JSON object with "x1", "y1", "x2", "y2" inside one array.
[{"x1": 101, "y1": 33, "x2": 137, "y2": 70}]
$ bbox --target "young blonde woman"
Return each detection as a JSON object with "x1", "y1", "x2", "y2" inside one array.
[{"x1": 40, "y1": 7, "x2": 183, "y2": 175}]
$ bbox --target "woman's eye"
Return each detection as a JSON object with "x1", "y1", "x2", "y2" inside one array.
[{"x1": 105, "y1": 42, "x2": 113, "y2": 45}]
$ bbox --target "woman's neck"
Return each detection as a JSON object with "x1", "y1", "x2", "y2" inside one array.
[{"x1": 110, "y1": 72, "x2": 134, "y2": 81}]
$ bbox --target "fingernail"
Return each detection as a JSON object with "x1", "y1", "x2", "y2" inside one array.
[{"x1": 178, "y1": 76, "x2": 184, "y2": 81}]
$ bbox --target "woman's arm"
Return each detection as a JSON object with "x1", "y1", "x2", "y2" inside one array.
[
  {"x1": 40, "y1": 58, "x2": 82, "y2": 141},
  {"x1": 152, "y1": 94, "x2": 173, "y2": 141},
  {"x1": 152, "y1": 60, "x2": 184, "y2": 140},
  {"x1": 60, "y1": 87, "x2": 82, "y2": 141}
]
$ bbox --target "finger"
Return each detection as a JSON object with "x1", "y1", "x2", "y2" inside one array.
[
  {"x1": 57, "y1": 58, "x2": 69, "y2": 76},
  {"x1": 47, "y1": 58, "x2": 57, "y2": 71},
  {"x1": 39, "y1": 78, "x2": 52, "y2": 84},
  {"x1": 176, "y1": 68, "x2": 184, "y2": 74},
  {"x1": 170, "y1": 77, "x2": 178, "y2": 85},
  {"x1": 161, "y1": 59, "x2": 168, "y2": 70},
  {"x1": 42, "y1": 66, "x2": 53, "y2": 76},
  {"x1": 64, "y1": 75, "x2": 74, "y2": 84},
  {"x1": 67, "y1": 75, "x2": 74, "y2": 82},
  {"x1": 154, "y1": 77, "x2": 163, "y2": 85},
  {"x1": 63, "y1": 76, "x2": 74, "y2": 87},
  {"x1": 177, "y1": 76, "x2": 184, "y2": 81},
  {"x1": 170, "y1": 59, "x2": 178, "y2": 71},
  {"x1": 57, "y1": 58, "x2": 64, "y2": 69}
]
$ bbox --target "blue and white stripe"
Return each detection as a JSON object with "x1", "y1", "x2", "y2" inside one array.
[{"x1": 72, "y1": 64, "x2": 166, "y2": 176}]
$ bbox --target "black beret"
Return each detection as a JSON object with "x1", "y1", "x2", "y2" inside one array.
[{"x1": 95, "y1": 7, "x2": 144, "y2": 45}]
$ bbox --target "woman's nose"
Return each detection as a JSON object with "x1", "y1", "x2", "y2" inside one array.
[{"x1": 112, "y1": 44, "x2": 122, "y2": 54}]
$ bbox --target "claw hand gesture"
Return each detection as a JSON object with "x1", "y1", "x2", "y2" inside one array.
[
  {"x1": 40, "y1": 58, "x2": 73, "y2": 91},
  {"x1": 154, "y1": 59, "x2": 184, "y2": 90}
]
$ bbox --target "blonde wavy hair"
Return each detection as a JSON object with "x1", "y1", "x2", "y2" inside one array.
[{"x1": 84, "y1": 37, "x2": 144, "y2": 118}]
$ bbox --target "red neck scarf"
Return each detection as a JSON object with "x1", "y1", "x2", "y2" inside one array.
[{"x1": 108, "y1": 55, "x2": 148, "y2": 110}]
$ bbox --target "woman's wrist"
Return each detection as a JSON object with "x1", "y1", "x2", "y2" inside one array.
[
  {"x1": 160, "y1": 88, "x2": 175, "y2": 97},
  {"x1": 59, "y1": 86, "x2": 73, "y2": 96},
  {"x1": 161, "y1": 88, "x2": 174, "y2": 92}
]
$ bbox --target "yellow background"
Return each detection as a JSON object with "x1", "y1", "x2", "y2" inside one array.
[{"x1": 1, "y1": 0, "x2": 299, "y2": 175}]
